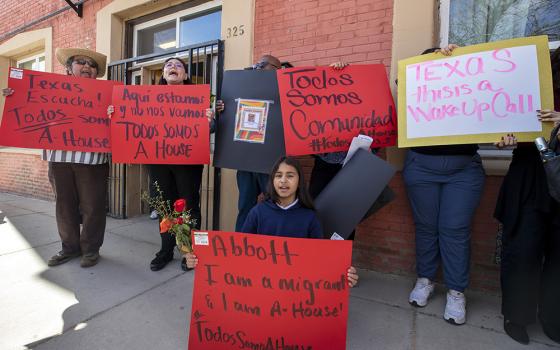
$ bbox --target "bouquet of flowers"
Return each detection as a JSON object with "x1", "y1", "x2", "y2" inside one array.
[{"x1": 142, "y1": 182, "x2": 195, "y2": 253}]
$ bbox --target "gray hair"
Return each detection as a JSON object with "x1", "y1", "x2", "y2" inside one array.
[{"x1": 65, "y1": 56, "x2": 74, "y2": 74}]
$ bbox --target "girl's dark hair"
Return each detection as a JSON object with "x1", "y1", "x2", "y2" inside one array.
[
  {"x1": 158, "y1": 57, "x2": 191, "y2": 85},
  {"x1": 267, "y1": 156, "x2": 315, "y2": 209}
]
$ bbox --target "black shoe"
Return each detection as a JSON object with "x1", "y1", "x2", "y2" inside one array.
[
  {"x1": 150, "y1": 250, "x2": 173, "y2": 271},
  {"x1": 504, "y1": 320, "x2": 529, "y2": 345},
  {"x1": 541, "y1": 321, "x2": 560, "y2": 344},
  {"x1": 80, "y1": 252, "x2": 100, "y2": 268},
  {"x1": 181, "y1": 257, "x2": 193, "y2": 271}
]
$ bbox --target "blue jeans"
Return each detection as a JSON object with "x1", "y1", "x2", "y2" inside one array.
[
  {"x1": 403, "y1": 150, "x2": 485, "y2": 291},
  {"x1": 236, "y1": 171, "x2": 269, "y2": 231}
]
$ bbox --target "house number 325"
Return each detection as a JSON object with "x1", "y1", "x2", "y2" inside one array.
[{"x1": 226, "y1": 25, "x2": 245, "y2": 38}]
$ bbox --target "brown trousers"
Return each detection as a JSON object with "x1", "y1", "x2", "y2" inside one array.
[{"x1": 51, "y1": 162, "x2": 109, "y2": 254}]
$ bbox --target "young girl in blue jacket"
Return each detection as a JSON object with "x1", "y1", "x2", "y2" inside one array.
[
  {"x1": 185, "y1": 156, "x2": 359, "y2": 287},
  {"x1": 241, "y1": 157, "x2": 322, "y2": 238}
]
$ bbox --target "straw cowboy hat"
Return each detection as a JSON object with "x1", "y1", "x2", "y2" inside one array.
[{"x1": 55, "y1": 47, "x2": 107, "y2": 77}]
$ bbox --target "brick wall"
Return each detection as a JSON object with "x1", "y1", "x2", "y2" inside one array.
[
  {"x1": 254, "y1": 0, "x2": 393, "y2": 68},
  {"x1": 0, "y1": 0, "x2": 111, "y2": 199},
  {"x1": 254, "y1": 0, "x2": 502, "y2": 292},
  {"x1": 0, "y1": 151, "x2": 53, "y2": 201}
]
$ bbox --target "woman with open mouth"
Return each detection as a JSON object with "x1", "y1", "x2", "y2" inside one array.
[{"x1": 147, "y1": 57, "x2": 212, "y2": 272}]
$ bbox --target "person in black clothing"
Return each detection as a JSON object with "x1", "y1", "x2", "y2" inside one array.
[
  {"x1": 149, "y1": 57, "x2": 205, "y2": 271},
  {"x1": 107, "y1": 56, "x2": 221, "y2": 271},
  {"x1": 494, "y1": 47, "x2": 560, "y2": 345}
]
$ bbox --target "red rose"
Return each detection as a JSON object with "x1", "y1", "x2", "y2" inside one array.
[
  {"x1": 177, "y1": 217, "x2": 184, "y2": 225},
  {"x1": 174, "y1": 199, "x2": 186, "y2": 212}
]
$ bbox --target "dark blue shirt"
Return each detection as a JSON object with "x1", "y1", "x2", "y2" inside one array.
[{"x1": 241, "y1": 199, "x2": 323, "y2": 239}]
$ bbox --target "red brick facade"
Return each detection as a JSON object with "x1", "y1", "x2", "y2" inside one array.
[
  {"x1": 0, "y1": 152, "x2": 53, "y2": 200},
  {"x1": 254, "y1": 0, "x2": 393, "y2": 68},
  {"x1": 253, "y1": 0, "x2": 501, "y2": 292}
]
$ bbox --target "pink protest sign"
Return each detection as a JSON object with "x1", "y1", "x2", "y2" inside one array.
[{"x1": 397, "y1": 36, "x2": 554, "y2": 147}]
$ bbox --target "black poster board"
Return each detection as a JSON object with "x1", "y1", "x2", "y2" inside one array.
[
  {"x1": 213, "y1": 70, "x2": 286, "y2": 174},
  {"x1": 314, "y1": 149, "x2": 396, "y2": 239}
]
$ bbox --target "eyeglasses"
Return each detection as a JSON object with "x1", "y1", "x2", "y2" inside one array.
[
  {"x1": 164, "y1": 61, "x2": 185, "y2": 70},
  {"x1": 73, "y1": 58, "x2": 98, "y2": 69}
]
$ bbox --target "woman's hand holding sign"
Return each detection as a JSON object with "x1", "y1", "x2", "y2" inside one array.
[
  {"x1": 184, "y1": 252, "x2": 198, "y2": 269},
  {"x1": 107, "y1": 105, "x2": 114, "y2": 119},
  {"x1": 538, "y1": 109, "x2": 560, "y2": 126},
  {"x1": 436, "y1": 44, "x2": 459, "y2": 56},
  {"x1": 494, "y1": 133, "x2": 517, "y2": 149},
  {"x1": 2, "y1": 88, "x2": 14, "y2": 97},
  {"x1": 537, "y1": 109, "x2": 560, "y2": 141},
  {"x1": 329, "y1": 62, "x2": 348, "y2": 70},
  {"x1": 206, "y1": 99, "x2": 224, "y2": 123},
  {"x1": 347, "y1": 266, "x2": 359, "y2": 288},
  {"x1": 215, "y1": 99, "x2": 224, "y2": 113}
]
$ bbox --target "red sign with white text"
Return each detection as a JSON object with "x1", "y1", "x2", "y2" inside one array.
[
  {"x1": 0, "y1": 68, "x2": 117, "y2": 152},
  {"x1": 110, "y1": 84, "x2": 210, "y2": 164},
  {"x1": 189, "y1": 231, "x2": 352, "y2": 350},
  {"x1": 277, "y1": 64, "x2": 397, "y2": 155}
]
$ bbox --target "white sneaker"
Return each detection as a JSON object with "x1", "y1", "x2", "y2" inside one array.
[
  {"x1": 150, "y1": 210, "x2": 158, "y2": 220},
  {"x1": 409, "y1": 277, "x2": 434, "y2": 307},
  {"x1": 444, "y1": 290, "x2": 466, "y2": 325}
]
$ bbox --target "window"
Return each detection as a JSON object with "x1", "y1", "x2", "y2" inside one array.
[
  {"x1": 131, "y1": 71, "x2": 142, "y2": 85},
  {"x1": 17, "y1": 53, "x2": 46, "y2": 71},
  {"x1": 179, "y1": 10, "x2": 221, "y2": 47},
  {"x1": 440, "y1": 0, "x2": 560, "y2": 49},
  {"x1": 133, "y1": 1, "x2": 222, "y2": 57},
  {"x1": 128, "y1": 1, "x2": 222, "y2": 95},
  {"x1": 136, "y1": 20, "x2": 176, "y2": 56}
]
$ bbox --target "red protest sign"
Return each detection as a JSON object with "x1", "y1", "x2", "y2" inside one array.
[
  {"x1": 188, "y1": 231, "x2": 352, "y2": 350},
  {"x1": 110, "y1": 84, "x2": 210, "y2": 164},
  {"x1": 277, "y1": 64, "x2": 397, "y2": 155},
  {"x1": 0, "y1": 68, "x2": 117, "y2": 152}
]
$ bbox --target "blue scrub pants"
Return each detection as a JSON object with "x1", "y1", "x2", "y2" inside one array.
[{"x1": 403, "y1": 150, "x2": 485, "y2": 291}]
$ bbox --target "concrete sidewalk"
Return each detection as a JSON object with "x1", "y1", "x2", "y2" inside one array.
[{"x1": 0, "y1": 192, "x2": 558, "y2": 350}]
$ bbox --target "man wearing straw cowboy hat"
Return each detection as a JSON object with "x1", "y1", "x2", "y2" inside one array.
[{"x1": 4, "y1": 47, "x2": 109, "y2": 268}]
